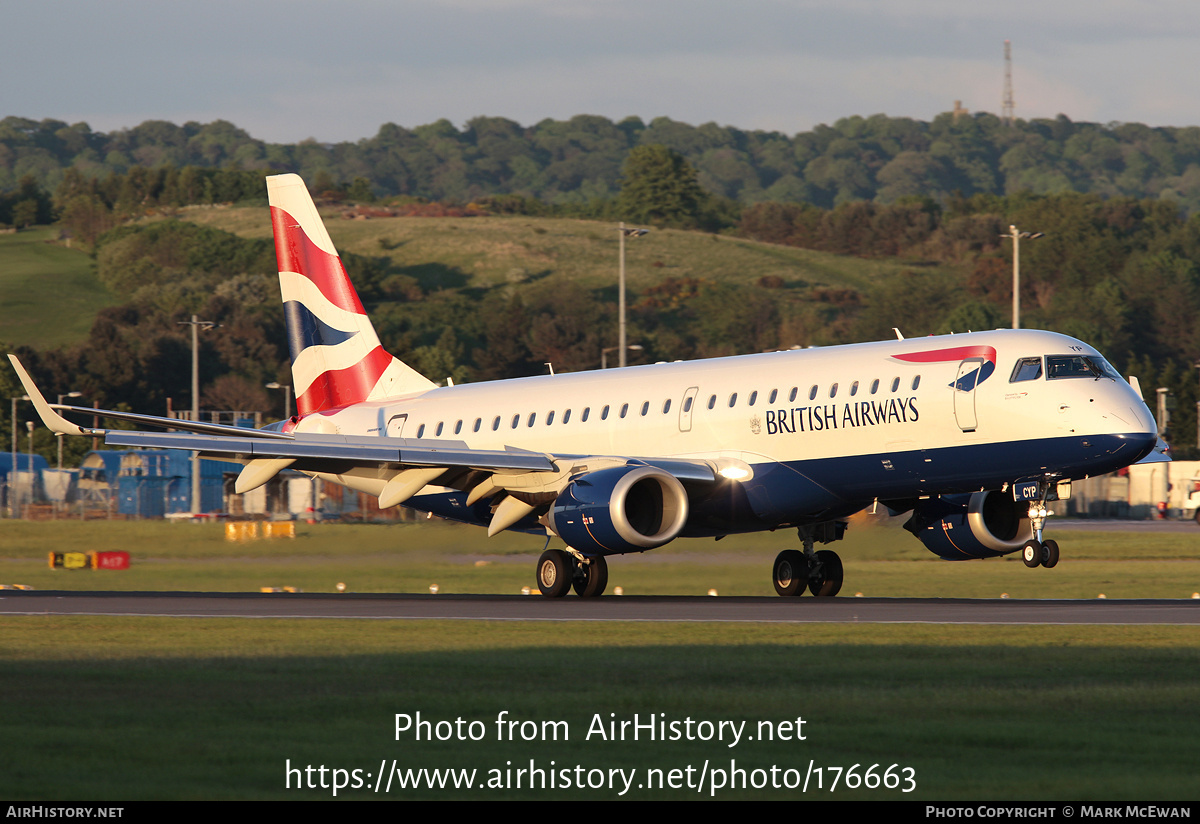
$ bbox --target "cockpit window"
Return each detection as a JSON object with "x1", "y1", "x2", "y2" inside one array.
[
  {"x1": 1010, "y1": 357, "x2": 1043, "y2": 383},
  {"x1": 1046, "y1": 355, "x2": 1121, "y2": 381}
]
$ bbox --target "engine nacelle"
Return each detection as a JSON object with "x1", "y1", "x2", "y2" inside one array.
[
  {"x1": 904, "y1": 490, "x2": 1033, "y2": 560},
  {"x1": 548, "y1": 465, "x2": 690, "y2": 556}
]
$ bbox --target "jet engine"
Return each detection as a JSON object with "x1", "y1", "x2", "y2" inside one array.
[
  {"x1": 548, "y1": 465, "x2": 690, "y2": 555},
  {"x1": 903, "y1": 490, "x2": 1033, "y2": 560}
]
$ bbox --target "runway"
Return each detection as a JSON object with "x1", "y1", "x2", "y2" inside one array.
[{"x1": 1, "y1": 590, "x2": 1197, "y2": 624}]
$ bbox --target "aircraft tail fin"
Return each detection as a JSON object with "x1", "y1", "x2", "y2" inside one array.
[{"x1": 266, "y1": 173, "x2": 435, "y2": 415}]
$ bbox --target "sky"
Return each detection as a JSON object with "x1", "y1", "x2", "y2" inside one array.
[{"x1": 5, "y1": 0, "x2": 1200, "y2": 144}]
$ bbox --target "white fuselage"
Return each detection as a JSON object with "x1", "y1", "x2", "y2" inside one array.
[{"x1": 289, "y1": 329, "x2": 1157, "y2": 517}]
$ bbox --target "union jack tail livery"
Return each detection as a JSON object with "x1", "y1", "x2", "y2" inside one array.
[{"x1": 267, "y1": 173, "x2": 435, "y2": 415}]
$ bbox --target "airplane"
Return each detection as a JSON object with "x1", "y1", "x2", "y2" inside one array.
[{"x1": 9, "y1": 173, "x2": 1167, "y2": 598}]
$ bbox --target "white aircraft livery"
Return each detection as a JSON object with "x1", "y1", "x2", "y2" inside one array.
[{"x1": 10, "y1": 173, "x2": 1166, "y2": 598}]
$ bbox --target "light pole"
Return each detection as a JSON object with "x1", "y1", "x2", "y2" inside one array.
[
  {"x1": 178, "y1": 314, "x2": 217, "y2": 513},
  {"x1": 9, "y1": 394, "x2": 28, "y2": 517},
  {"x1": 1195, "y1": 360, "x2": 1200, "y2": 451},
  {"x1": 266, "y1": 382, "x2": 292, "y2": 419},
  {"x1": 25, "y1": 421, "x2": 34, "y2": 512},
  {"x1": 56, "y1": 392, "x2": 82, "y2": 470},
  {"x1": 617, "y1": 223, "x2": 648, "y2": 368},
  {"x1": 1001, "y1": 224, "x2": 1044, "y2": 329},
  {"x1": 601, "y1": 345, "x2": 643, "y2": 370}
]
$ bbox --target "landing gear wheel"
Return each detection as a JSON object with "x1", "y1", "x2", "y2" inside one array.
[
  {"x1": 808, "y1": 549, "x2": 843, "y2": 597},
  {"x1": 1041, "y1": 539, "x2": 1059, "y2": 569},
  {"x1": 536, "y1": 549, "x2": 572, "y2": 598},
  {"x1": 1021, "y1": 540, "x2": 1042, "y2": 568},
  {"x1": 773, "y1": 550, "x2": 806, "y2": 596},
  {"x1": 572, "y1": 555, "x2": 608, "y2": 597}
]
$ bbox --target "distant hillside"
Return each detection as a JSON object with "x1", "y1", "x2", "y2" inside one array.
[
  {"x1": 4, "y1": 205, "x2": 934, "y2": 353},
  {"x1": 179, "y1": 204, "x2": 919, "y2": 296},
  {"x1": 6, "y1": 112, "x2": 1200, "y2": 213},
  {"x1": 0, "y1": 226, "x2": 118, "y2": 349}
]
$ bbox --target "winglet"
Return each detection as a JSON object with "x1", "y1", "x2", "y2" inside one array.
[{"x1": 6, "y1": 355, "x2": 91, "y2": 436}]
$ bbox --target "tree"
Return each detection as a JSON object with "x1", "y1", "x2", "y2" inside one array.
[
  {"x1": 11, "y1": 199, "x2": 37, "y2": 228},
  {"x1": 617, "y1": 145, "x2": 707, "y2": 228}
]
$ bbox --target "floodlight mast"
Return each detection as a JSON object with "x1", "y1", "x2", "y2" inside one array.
[
  {"x1": 1002, "y1": 225, "x2": 1044, "y2": 329},
  {"x1": 617, "y1": 223, "x2": 648, "y2": 368},
  {"x1": 177, "y1": 314, "x2": 218, "y2": 513}
]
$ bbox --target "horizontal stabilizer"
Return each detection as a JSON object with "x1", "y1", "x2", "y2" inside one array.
[{"x1": 1135, "y1": 437, "x2": 1172, "y2": 465}]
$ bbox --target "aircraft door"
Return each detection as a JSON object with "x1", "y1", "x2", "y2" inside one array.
[
  {"x1": 953, "y1": 359, "x2": 982, "y2": 432},
  {"x1": 679, "y1": 386, "x2": 699, "y2": 432},
  {"x1": 386, "y1": 414, "x2": 408, "y2": 437}
]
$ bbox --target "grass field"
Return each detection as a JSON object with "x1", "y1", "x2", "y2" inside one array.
[
  {"x1": 1, "y1": 518, "x2": 1196, "y2": 599},
  {"x1": 1, "y1": 519, "x2": 1198, "y2": 800},
  {"x1": 0, "y1": 227, "x2": 118, "y2": 349}
]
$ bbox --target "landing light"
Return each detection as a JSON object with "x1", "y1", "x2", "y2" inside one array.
[{"x1": 718, "y1": 466, "x2": 750, "y2": 480}]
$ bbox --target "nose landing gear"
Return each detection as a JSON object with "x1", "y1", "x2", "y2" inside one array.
[
  {"x1": 1021, "y1": 538, "x2": 1059, "y2": 568},
  {"x1": 1018, "y1": 479, "x2": 1063, "y2": 569}
]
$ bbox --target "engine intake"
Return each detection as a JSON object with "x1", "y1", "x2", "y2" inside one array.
[
  {"x1": 548, "y1": 465, "x2": 690, "y2": 555},
  {"x1": 904, "y1": 490, "x2": 1033, "y2": 560}
]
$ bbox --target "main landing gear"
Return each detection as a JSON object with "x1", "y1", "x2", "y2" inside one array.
[
  {"x1": 536, "y1": 549, "x2": 608, "y2": 598},
  {"x1": 773, "y1": 522, "x2": 847, "y2": 597}
]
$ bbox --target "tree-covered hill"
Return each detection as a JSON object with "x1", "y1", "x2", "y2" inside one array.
[{"x1": 6, "y1": 112, "x2": 1200, "y2": 212}]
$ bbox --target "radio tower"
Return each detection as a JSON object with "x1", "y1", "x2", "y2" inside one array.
[{"x1": 1002, "y1": 40, "x2": 1015, "y2": 126}]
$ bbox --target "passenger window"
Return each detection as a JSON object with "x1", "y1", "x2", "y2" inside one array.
[
  {"x1": 582, "y1": 408, "x2": 590, "y2": 422},
  {"x1": 563, "y1": 409, "x2": 571, "y2": 424},
  {"x1": 708, "y1": 395, "x2": 716, "y2": 409},
  {"x1": 829, "y1": 383, "x2": 838, "y2": 398},
  {"x1": 683, "y1": 397, "x2": 692, "y2": 413},
  {"x1": 729, "y1": 393, "x2": 738, "y2": 407},
  {"x1": 416, "y1": 424, "x2": 426, "y2": 438},
  {"x1": 454, "y1": 420, "x2": 462, "y2": 435},
  {"x1": 511, "y1": 414, "x2": 520, "y2": 429},
  {"x1": 850, "y1": 381, "x2": 859, "y2": 396},
  {"x1": 809, "y1": 385, "x2": 818, "y2": 400},
  {"x1": 546, "y1": 411, "x2": 555, "y2": 425},
  {"x1": 662, "y1": 399, "x2": 671, "y2": 414},
  {"x1": 435, "y1": 422, "x2": 444, "y2": 436},
  {"x1": 769, "y1": 389, "x2": 778, "y2": 403},
  {"x1": 1010, "y1": 357, "x2": 1043, "y2": 382},
  {"x1": 527, "y1": 412, "x2": 536, "y2": 427},
  {"x1": 912, "y1": 375, "x2": 921, "y2": 390},
  {"x1": 602, "y1": 405, "x2": 610, "y2": 420},
  {"x1": 641, "y1": 401, "x2": 649, "y2": 416},
  {"x1": 473, "y1": 418, "x2": 481, "y2": 432},
  {"x1": 891, "y1": 377, "x2": 900, "y2": 392},
  {"x1": 870, "y1": 379, "x2": 879, "y2": 394},
  {"x1": 789, "y1": 387, "x2": 798, "y2": 402},
  {"x1": 620, "y1": 404, "x2": 629, "y2": 418},
  {"x1": 492, "y1": 416, "x2": 501, "y2": 431},
  {"x1": 748, "y1": 391, "x2": 758, "y2": 406}
]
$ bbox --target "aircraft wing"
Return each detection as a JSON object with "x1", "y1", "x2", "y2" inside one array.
[
  {"x1": 10, "y1": 355, "x2": 714, "y2": 524},
  {"x1": 101, "y1": 429, "x2": 558, "y2": 472}
]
